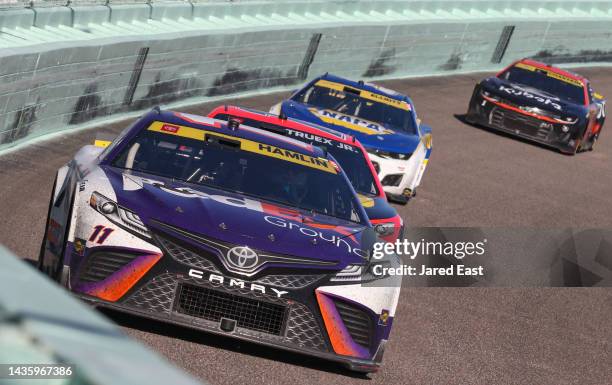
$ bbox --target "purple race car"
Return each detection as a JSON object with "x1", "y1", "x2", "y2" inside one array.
[{"x1": 38, "y1": 108, "x2": 402, "y2": 373}]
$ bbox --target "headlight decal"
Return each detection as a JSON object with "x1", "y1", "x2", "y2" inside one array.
[
  {"x1": 90, "y1": 191, "x2": 151, "y2": 238},
  {"x1": 367, "y1": 149, "x2": 412, "y2": 161}
]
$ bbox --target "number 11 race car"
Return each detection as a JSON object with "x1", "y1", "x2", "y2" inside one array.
[
  {"x1": 466, "y1": 58, "x2": 606, "y2": 154},
  {"x1": 38, "y1": 108, "x2": 401, "y2": 373}
]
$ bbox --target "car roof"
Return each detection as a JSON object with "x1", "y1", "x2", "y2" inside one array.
[
  {"x1": 208, "y1": 105, "x2": 386, "y2": 198},
  {"x1": 314, "y1": 73, "x2": 413, "y2": 104},
  {"x1": 208, "y1": 105, "x2": 363, "y2": 146},
  {"x1": 513, "y1": 58, "x2": 589, "y2": 85},
  {"x1": 153, "y1": 110, "x2": 327, "y2": 159}
]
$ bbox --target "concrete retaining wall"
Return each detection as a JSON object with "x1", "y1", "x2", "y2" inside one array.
[{"x1": 1, "y1": 0, "x2": 612, "y2": 150}]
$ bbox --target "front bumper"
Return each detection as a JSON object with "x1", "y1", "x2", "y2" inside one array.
[
  {"x1": 368, "y1": 148, "x2": 429, "y2": 201},
  {"x1": 68, "y1": 231, "x2": 397, "y2": 372},
  {"x1": 467, "y1": 92, "x2": 584, "y2": 154}
]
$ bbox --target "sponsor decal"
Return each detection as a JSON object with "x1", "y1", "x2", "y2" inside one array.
[
  {"x1": 188, "y1": 269, "x2": 289, "y2": 298},
  {"x1": 147, "y1": 121, "x2": 336, "y2": 174},
  {"x1": 540, "y1": 122, "x2": 553, "y2": 129},
  {"x1": 247, "y1": 142, "x2": 337, "y2": 174},
  {"x1": 357, "y1": 194, "x2": 375, "y2": 208},
  {"x1": 161, "y1": 124, "x2": 180, "y2": 133},
  {"x1": 93, "y1": 140, "x2": 111, "y2": 148},
  {"x1": 314, "y1": 79, "x2": 411, "y2": 111},
  {"x1": 514, "y1": 62, "x2": 584, "y2": 87},
  {"x1": 284, "y1": 129, "x2": 360, "y2": 153},
  {"x1": 379, "y1": 309, "x2": 390, "y2": 326},
  {"x1": 498, "y1": 85, "x2": 563, "y2": 111},
  {"x1": 309, "y1": 108, "x2": 394, "y2": 136},
  {"x1": 264, "y1": 215, "x2": 366, "y2": 258},
  {"x1": 74, "y1": 238, "x2": 86, "y2": 256}
]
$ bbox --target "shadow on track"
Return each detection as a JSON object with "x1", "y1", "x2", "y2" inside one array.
[{"x1": 98, "y1": 307, "x2": 372, "y2": 380}]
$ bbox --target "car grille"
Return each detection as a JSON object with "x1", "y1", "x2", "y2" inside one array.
[
  {"x1": 490, "y1": 107, "x2": 553, "y2": 140},
  {"x1": 78, "y1": 251, "x2": 140, "y2": 283},
  {"x1": 255, "y1": 274, "x2": 323, "y2": 289},
  {"x1": 334, "y1": 299, "x2": 372, "y2": 348},
  {"x1": 123, "y1": 272, "x2": 178, "y2": 313},
  {"x1": 123, "y1": 273, "x2": 327, "y2": 350},
  {"x1": 381, "y1": 174, "x2": 403, "y2": 187},
  {"x1": 156, "y1": 234, "x2": 220, "y2": 273},
  {"x1": 176, "y1": 283, "x2": 288, "y2": 335}
]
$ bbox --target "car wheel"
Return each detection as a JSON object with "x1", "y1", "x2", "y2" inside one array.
[
  {"x1": 465, "y1": 109, "x2": 477, "y2": 125},
  {"x1": 586, "y1": 133, "x2": 599, "y2": 151},
  {"x1": 387, "y1": 194, "x2": 409, "y2": 205},
  {"x1": 37, "y1": 176, "x2": 57, "y2": 273},
  {"x1": 40, "y1": 180, "x2": 75, "y2": 283}
]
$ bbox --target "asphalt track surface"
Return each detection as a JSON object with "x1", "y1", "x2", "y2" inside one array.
[{"x1": 1, "y1": 68, "x2": 611, "y2": 385}]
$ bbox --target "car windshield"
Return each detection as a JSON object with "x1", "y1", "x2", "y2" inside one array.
[
  {"x1": 111, "y1": 122, "x2": 365, "y2": 223},
  {"x1": 211, "y1": 114, "x2": 379, "y2": 197},
  {"x1": 499, "y1": 65, "x2": 585, "y2": 105},
  {"x1": 294, "y1": 82, "x2": 417, "y2": 134}
]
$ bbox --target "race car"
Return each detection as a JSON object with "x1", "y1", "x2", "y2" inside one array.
[
  {"x1": 271, "y1": 73, "x2": 432, "y2": 204},
  {"x1": 38, "y1": 108, "x2": 402, "y2": 373},
  {"x1": 466, "y1": 58, "x2": 606, "y2": 154},
  {"x1": 207, "y1": 105, "x2": 403, "y2": 242}
]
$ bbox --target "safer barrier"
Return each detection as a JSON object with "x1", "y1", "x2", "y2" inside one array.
[
  {"x1": 0, "y1": 247, "x2": 205, "y2": 385},
  {"x1": 1, "y1": 0, "x2": 612, "y2": 151}
]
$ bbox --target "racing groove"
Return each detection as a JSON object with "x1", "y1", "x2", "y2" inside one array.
[{"x1": 1, "y1": 69, "x2": 611, "y2": 385}]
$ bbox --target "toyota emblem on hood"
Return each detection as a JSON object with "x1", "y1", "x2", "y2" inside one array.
[{"x1": 227, "y1": 246, "x2": 259, "y2": 269}]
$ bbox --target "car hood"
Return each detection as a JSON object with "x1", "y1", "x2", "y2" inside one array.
[
  {"x1": 101, "y1": 167, "x2": 368, "y2": 266},
  {"x1": 281, "y1": 100, "x2": 422, "y2": 154},
  {"x1": 358, "y1": 194, "x2": 398, "y2": 221},
  {"x1": 481, "y1": 77, "x2": 585, "y2": 116}
]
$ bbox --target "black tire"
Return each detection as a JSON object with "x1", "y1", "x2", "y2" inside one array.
[
  {"x1": 585, "y1": 131, "x2": 600, "y2": 152},
  {"x1": 38, "y1": 176, "x2": 57, "y2": 272},
  {"x1": 39, "y1": 177, "x2": 75, "y2": 283},
  {"x1": 387, "y1": 194, "x2": 409, "y2": 205}
]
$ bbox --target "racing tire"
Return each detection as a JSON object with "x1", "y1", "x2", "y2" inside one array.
[
  {"x1": 583, "y1": 132, "x2": 600, "y2": 152},
  {"x1": 387, "y1": 194, "x2": 409, "y2": 205},
  {"x1": 37, "y1": 176, "x2": 57, "y2": 272},
  {"x1": 39, "y1": 179, "x2": 75, "y2": 283}
]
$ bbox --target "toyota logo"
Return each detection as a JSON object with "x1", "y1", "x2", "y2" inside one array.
[{"x1": 226, "y1": 246, "x2": 259, "y2": 269}]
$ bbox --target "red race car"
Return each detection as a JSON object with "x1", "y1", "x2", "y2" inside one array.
[{"x1": 208, "y1": 105, "x2": 403, "y2": 241}]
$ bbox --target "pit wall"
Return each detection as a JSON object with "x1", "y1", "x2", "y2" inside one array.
[{"x1": 1, "y1": 0, "x2": 612, "y2": 150}]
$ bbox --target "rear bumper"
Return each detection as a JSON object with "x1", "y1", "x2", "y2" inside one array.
[{"x1": 467, "y1": 93, "x2": 584, "y2": 154}]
